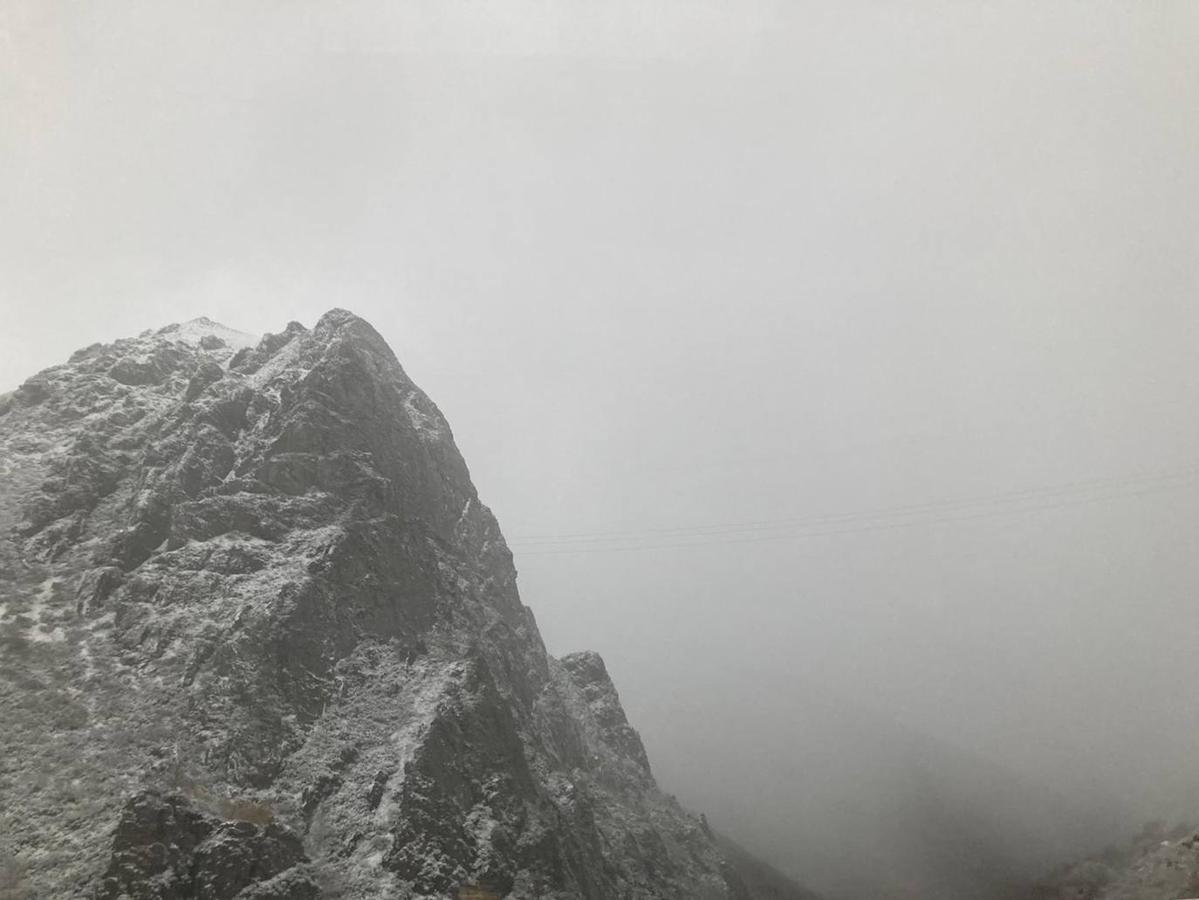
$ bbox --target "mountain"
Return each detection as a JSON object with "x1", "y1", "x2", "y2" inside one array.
[
  {"x1": 667, "y1": 682, "x2": 1127, "y2": 900},
  {"x1": 0, "y1": 310, "x2": 822, "y2": 900}
]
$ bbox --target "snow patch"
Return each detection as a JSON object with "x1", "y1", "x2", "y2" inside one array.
[
  {"x1": 158, "y1": 317, "x2": 258, "y2": 351},
  {"x1": 402, "y1": 391, "x2": 445, "y2": 441},
  {"x1": 22, "y1": 577, "x2": 66, "y2": 642},
  {"x1": 77, "y1": 639, "x2": 97, "y2": 684},
  {"x1": 27, "y1": 625, "x2": 65, "y2": 644},
  {"x1": 247, "y1": 334, "x2": 311, "y2": 389}
]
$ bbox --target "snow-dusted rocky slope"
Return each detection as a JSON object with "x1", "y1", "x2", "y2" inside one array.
[
  {"x1": 0, "y1": 311, "x2": 819, "y2": 900},
  {"x1": 1028, "y1": 821, "x2": 1199, "y2": 900}
]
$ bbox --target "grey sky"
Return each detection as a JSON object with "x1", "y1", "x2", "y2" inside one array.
[{"x1": 4, "y1": 1, "x2": 1199, "y2": 893}]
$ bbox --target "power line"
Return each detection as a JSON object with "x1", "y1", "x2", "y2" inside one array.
[
  {"x1": 507, "y1": 464, "x2": 1199, "y2": 556},
  {"x1": 510, "y1": 463, "x2": 1199, "y2": 544}
]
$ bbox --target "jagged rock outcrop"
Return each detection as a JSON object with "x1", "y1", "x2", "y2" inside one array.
[
  {"x1": 0, "y1": 311, "x2": 818, "y2": 899},
  {"x1": 95, "y1": 790, "x2": 318, "y2": 900}
]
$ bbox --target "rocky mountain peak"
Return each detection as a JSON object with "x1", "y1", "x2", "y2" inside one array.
[
  {"x1": 154, "y1": 317, "x2": 260, "y2": 352},
  {"x1": 0, "y1": 310, "x2": 819, "y2": 899}
]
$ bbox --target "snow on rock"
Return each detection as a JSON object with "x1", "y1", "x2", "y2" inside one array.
[
  {"x1": 156, "y1": 316, "x2": 259, "y2": 351},
  {"x1": 403, "y1": 390, "x2": 447, "y2": 442}
]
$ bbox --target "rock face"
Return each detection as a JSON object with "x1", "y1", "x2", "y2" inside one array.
[{"x1": 0, "y1": 311, "x2": 817, "y2": 899}]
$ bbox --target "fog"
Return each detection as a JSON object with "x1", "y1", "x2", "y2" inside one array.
[{"x1": 3, "y1": 2, "x2": 1199, "y2": 895}]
